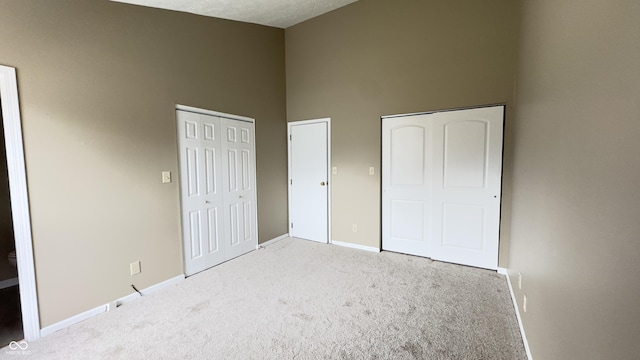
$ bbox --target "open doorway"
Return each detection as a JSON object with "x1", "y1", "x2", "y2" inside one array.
[
  {"x1": 0, "y1": 103, "x2": 22, "y2": 345},
  {"x1": 0, "y1": 65, "x2": 40, "y2": 342}
]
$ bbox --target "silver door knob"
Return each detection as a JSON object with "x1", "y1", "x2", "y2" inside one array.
[
  {"x1": 320, "y1": 182, "x2": 326, "y2": 186},
  {"x1": 205, "y1": 200, "x2": 211, "y2": 204}
]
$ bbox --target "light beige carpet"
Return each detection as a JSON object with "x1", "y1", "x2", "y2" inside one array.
[{"x1": 2, "y1": 237, "x2": 526, "y2": 359}]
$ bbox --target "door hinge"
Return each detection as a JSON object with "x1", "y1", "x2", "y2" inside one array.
[
  {"x1": 290, "y1": 179, "x2": 293, "y2": 185},
  {"x1": 289, "y1": 134, "x2": 292, "y2": 141},
  {"x1": 290, "y1": 223, "x2": 293, "y2": 229}
]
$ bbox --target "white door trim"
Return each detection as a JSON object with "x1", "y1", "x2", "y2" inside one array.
[
  {"x1": 381, "y1": 103, "x2": 507, "y2": 119},
  {"x1": 176, "y1": 104, "x2": 254, "y2": 124},
  {"x1": 0, "y1": 65, "x2": 40, "y2": 341},
  {"x1": 287, "y1": 118, "x2": 331, "y2": 244}
]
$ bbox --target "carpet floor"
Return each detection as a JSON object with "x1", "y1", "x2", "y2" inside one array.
[{"x1": 2, "y1": 238, "x2": 526, "y2": 359}]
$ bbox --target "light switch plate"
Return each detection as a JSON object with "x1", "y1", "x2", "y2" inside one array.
[
  {"x1": 162, "y1": 171, "x2": 171, "y2": 183},
  {"x1": 369, "y1": 167, "x2": 375, "y2": 175},
  {"x1": 332, "y1": 167, "x2": 338, "y2": 175},
  {"x1": 130, "y1": 261, "x2": 141, "y2": 276}
]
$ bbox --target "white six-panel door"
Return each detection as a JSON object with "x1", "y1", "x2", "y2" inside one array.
[
  {"x1": 288, "y1": 120, "x2": 330, "y2": 243},
  {"x1": 178, "y1": 111, "x2": 225, "y2": 275},
  {"x1": 178, "y1": 109, "x2": 257, "y2": 276},
  {"x1": 382, "y1": 106, "x2": 504, "y2": 270},
  {"x1": 221, "y1": 118, "x2": 258, "y2": 260}
]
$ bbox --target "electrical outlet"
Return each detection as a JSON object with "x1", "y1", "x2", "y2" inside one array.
[
  {"x1": 352, "y1": 224, "x2": 358, "y2": 232},
  {"x1": 518, "y1": 273, "x2": 522, "y2": 290},
  {"x1": 332, "y1": 167, "x2": 338, "y2": 175},
  {"x1": 162, "y1": 171, "x2": 171, "y2": 183},
  {"x1": 130, "y1": 261, "x2": 141, "y2": 276},
  {"x1": 369, "y1": 167, "x2": 375, "y2": 175},
  {"x1": 523, "y1": 294, "x2": 527, "y2": 313}
]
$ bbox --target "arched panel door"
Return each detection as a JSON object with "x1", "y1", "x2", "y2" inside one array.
[
  {"x1": 382, "y1": 115, "x2": 432, "y2": 257},
  {"x1": 382, "y1": 106, "x2": 504, "y2": 270},
  {"x1": 431, "y1": 106, "x2": 503, "y2": 269}
]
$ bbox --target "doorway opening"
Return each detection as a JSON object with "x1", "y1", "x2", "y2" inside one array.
[
  {"x1": 0, "y1": 98, "x2": 22, "y2": 346},
  {"x1": 0, "y1": 65, "x2": 40, "y2": 342}
]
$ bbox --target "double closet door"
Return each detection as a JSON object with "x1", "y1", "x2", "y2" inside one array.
[
  {"x1": 177, "y1": 109, "x2": 257, "y2": 276},
  {"x1": 382, "y1": 106, "x2": 504, "y2": 270}
]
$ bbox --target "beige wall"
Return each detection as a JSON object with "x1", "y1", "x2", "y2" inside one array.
[
  {"x1": 0, "y1": 1, "x2": 287, "y2": 327},
  {"x1": 285, "y1": 0, "x2": 520, "y2": 264},
  {"x1": 509, "y1": 1, "x2": 640, "y2": 359}
]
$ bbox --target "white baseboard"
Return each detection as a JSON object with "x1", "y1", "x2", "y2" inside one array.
[
  {"x1": 503, "y1": 270, "x2": 533, "y2": 360},
  {"x1": 40, "y1": 274, "x2": 185, "y2": 337},
  {"x1": 40, "y1": 304, "x2": 108, "y2": 337},
  {"x1": 257, "y1": 233, "x2": 289, "y2": 249},
  {"x1": 113, "y1": 274, "x2": 185, "y2": 308},
  {"x1": 331, "y1": 240, "x2": 381, "y2": 253}
]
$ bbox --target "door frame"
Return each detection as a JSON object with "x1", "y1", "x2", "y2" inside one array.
[
  {"x1": 0, "y1": 65, "x2": 40, "y2": 341},
  {"x1": 287, "y1": 118, "x2": 331, "y2": 244},
  {"x1": 175, "y1": 104, "x2": 258, "y2": 275},
  {"x1": 176, "y1": 104, "x2": 255, "y2": 123}
]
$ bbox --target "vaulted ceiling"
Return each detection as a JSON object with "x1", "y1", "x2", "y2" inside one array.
[{"x1": 111, "y1": 0, "x2": 358, "y2": 28}]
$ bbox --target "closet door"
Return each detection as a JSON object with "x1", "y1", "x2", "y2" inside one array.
[
  {"x1": 430, "y1": 106, "x2": 504, "y2": 269},
  {"x1": 178, "y1": 109, "x2": 258, "y2": 276},
  {"x1": 382, "y1": 115, "x2": 432, "y2": 257},
  {"x1": 177, "y1": 111, "x2": 224, "y2": 276},
  {"x1": 221, "y1": 118, "x2": 258, "y2": 261},
  {"x1": 382, "y1": 106, "x2": 504, "y2": 270}
]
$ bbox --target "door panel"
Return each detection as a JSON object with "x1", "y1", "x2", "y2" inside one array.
[
  {"x1": 382, "y1": 115, "x2": 431, "y2": 257},
  {"x1": 207, "y1": 208, "x2": 219, "y2": 253},
  {"x1": 204, "y1": 123, "x2": 215, "y2": 140},
  {"x1": 189, "y1": 210, "x2": 202, "y2": 258},
  {"x1": 243, "y1": 201, "x2": 251, "y2": 240},
  {"x1": 391, "y1": 126, "x2": 426, "y2": 186},
  {"x1": 186, "y1": 148, "x2": 199, "y2": 196},
  {"x1": 390, "y1": 200, "x2": 424, "y2": 241},
  {"x1": 229, "y1": 203, "x2": 239, "y2": 245},
  {"x1": 431, "y1": 106, "x2": 503, "y2": 269},
  {"x1": 241, "y1": 150, "x2": 250, "y2": 190},
  {"x1": 204, "y1": 148, "x2": 216, "y2": 195},
  {"x1": 443, "y1": 121, "x2": 488, "y2": 188},
  {"x1": 441, "y1": 204, "x2": 485, "y2": 250},
  {"x1": 222, "y1": 119, "x2": 257, "y2": 260},
  {"x1": 289, "y1": 121, "x2": 329, "y2": 243},
  {"x1": 178, "y1": 111, "x2": 225, "y2": 275},
  {"x1": 227, "y1": 150, "x2": 237, "y2": 192}
]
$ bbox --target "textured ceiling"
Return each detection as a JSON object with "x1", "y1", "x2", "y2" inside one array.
[{"x1": 110, "y1": 0, "x2": 358, "y2": 28}]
